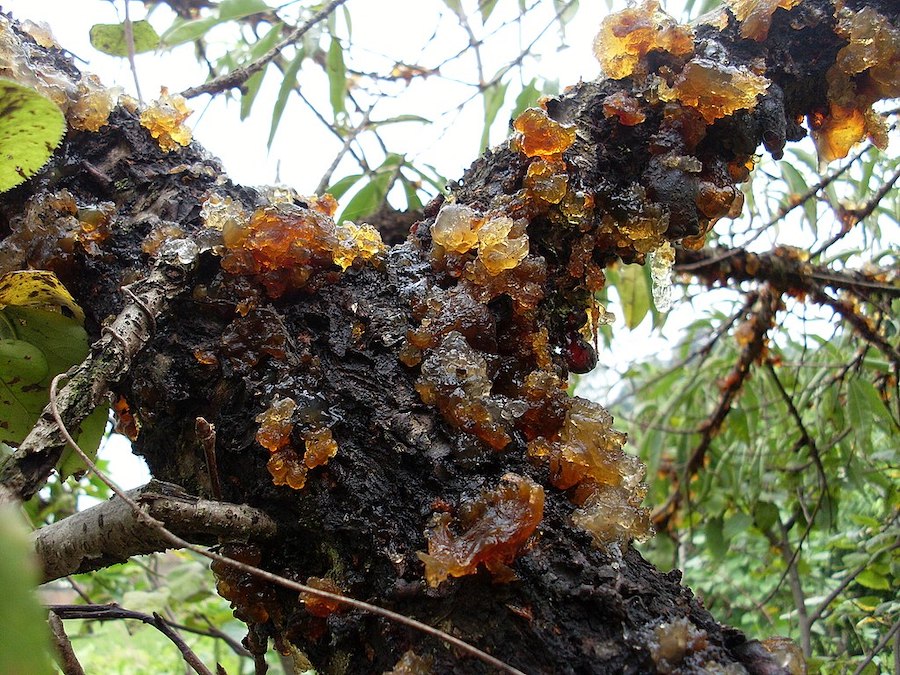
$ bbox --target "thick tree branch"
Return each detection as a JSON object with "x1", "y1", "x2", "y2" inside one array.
[{"x1": 33, "y1": 480, "x2": 278, "y2": 582}]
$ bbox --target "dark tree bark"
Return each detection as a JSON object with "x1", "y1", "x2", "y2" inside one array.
[{"x1": 2, "y1": 1, "x2": 897, "y2": 672}]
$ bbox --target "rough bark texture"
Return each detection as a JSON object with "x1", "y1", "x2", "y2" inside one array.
[{"x1": 2, "y1": 1, "x2": 898, "y2": 672}]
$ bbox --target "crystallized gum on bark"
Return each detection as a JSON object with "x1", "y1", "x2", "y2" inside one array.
[{"x1": 418, "y1": 473, "x2": 544, "y2": 587}]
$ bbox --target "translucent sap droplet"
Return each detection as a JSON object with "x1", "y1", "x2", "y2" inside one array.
[{"x1": 649, "y1": 241, "x2": 675, "y2": 312}]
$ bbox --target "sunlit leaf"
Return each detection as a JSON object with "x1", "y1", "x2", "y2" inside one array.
[
  {"x1": 0, "y1": 270, "x2": 85, "y2": 323},
  {"x1": 0, "y1": 79, "x2": 65, "y2": 193},
  {"x1": 326, "y1": 174, "x2": 363, "y2": 200},
  {"x1": 326, "y1": 37, "x2": 347, "y2": 120},
  {"x1": 217, "y1": 0, "x2": 269, "y2": 21},
  {"x1": 855, "y1": 569, "x2": 890, "y2": 591},
  {"x1": 267, "y1": 48, "x2": 305, "y2": 148},
  {"x1": 616, "y1": 263, "x2": 650, "y2": 329},
  {"x1": 338, "y1": 154, "x2": 403, "y2": 224},
  {"x1": 89, "y1": 20, "x2": 160, "y2": 56},
  {"x1": 480, "y1": 79, "x2": 509, "y2": 151}
]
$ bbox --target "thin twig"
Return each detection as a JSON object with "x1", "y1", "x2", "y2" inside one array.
[
  {"x1": 48, "y1": 611, "x2": 85, "y2": 675},
  {"x1": 123, "y1": 0, "x2": 144, "y2": 104},
  {"x1": 315, "y1": 103, "x2": 375, "y2": 195},
  {"x1": 180, "y1": 0, "x2": 348, "y2": 99},
  {"x1": 852, "y1": 617, "x2": 900, "y2": 675},
  {"x1": 46, "y1": 376, "x2": 525, "y2": 675},
  {"x1": 49, "y1": 604, "x2": 213, "y2": 675}
]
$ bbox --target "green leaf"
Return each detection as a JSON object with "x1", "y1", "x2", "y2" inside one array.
[
  {"x1": 779, "y1": 162, "x2": 817, "y2": 234},
  {"x1": 511, "y1": 79, "x2": 541, "y2": 121},
  {"x1": 553, "y1": 0, "x2": 579, "y2": 29},
  {"x1": 240, "y1": 23, "x2": 284, "y2": 121},
  {"x1": 0, "y1": 307, "x2": 88, "y2": 446},
  {"x1": 161, "y1": 16, "x2": 218, "y2": 47},
  {"x1": 217, "y1": 0, "x2": 269, "y2": 21},
  {"x1": 753, "y1": 501, "x2": 779, "y2": 533},
  {"x1": 56, "y1": 403, "x2": 110, "y2": 479},
  {"x1": 338, "y1": 154, "x2": 403, "y2": 223},
  {"x1": 848, "y1": 378, "x2": 894, "y2": 431},
  {"x1": 855, "y1": 569, "x2": 890, "y2": 591},
  {"x1": 369, "y1": 114, "x2": 431, "y2": 128},
  {"x1": 617, "y1": 263, "x2": 650, "y2": 329},
  {"x1": 480, "y1": 0, "x2": 500, "y2": 23},
  {"x1": 401, "y1": 174, "x2": 424, "y2": 211},
  {"x1": 267, "y1": 49, "x2": 305, "y2": 148},
  {"x1": 326, "y1": 37, "x2": 347, "y2": 120},
  {"x1": 705, "y1": 517, "x2": 727, "y2": 559},
  {"x1": 0, "y1": 79, "x2": 66, "y2": 193},
  {"x1": 326, "y1": 174, "x2": 363, "y2": 201},
  {"x1": 723, "y1": 512, "x2": 753, "y2": 540},
  {"x1": 480, "y1": 79, "x2": 509, "y2": 151},
  {"x1": 0, "y1": 504, "x2": 54, "y2": 675},
  {"x1": 89, "y1": 20, "x2": 160, "y2": 56},
  {"x1": 442, "y1": 0, "x2": 463, "y2": 16}
]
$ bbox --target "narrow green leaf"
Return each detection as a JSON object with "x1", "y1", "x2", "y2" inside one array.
[
  {"x1": 723, "y1": 512, "x2": 753, "y2": 540},
  {"x1": 0, "y1": 80, "x2": 66, "y2": 193},
  {"x1": 848, "y1": 378, "x2": 894, "y2": 430},
  {"x1": 90, "y1": 20, "x2": 160, "y2": 56},
  {"x1": 779, "y1": 162, "x2": 817, "y2": 234},
  {"x1": 240, "y1": 23, "x2": 284, "y2": 120},
  {"x1": 326, "y1": 37, "x2": 347, "y2": 120},
  {"x1": 617, "y1": 263, "x2": 651, "y2": 329},
  {"x1": 56, "y1": 404, "x2": 110, "y2": 479},
  {"x1": 267, "y1": 48, "x2": 305, "y2": 148},
  {"x1": 511, "y1": 79, "x2": 541, "y2": 121},
  {"x1": 217, "y1": 0, "x2": 270, "y2": 21},
  {"x1": 480, "y1": 0, "x2": 500, "y2": 23},
  {"x1": 369, "y1": 114, "x2": 431, "y2": 128},
  {"x1": 481, "y1": 80, "x2": 509, "y2": 151},
  {"x1": 553, "y1": 0, "x2": 580, "y2": 29},
  {"x1": 160, "y1": 16, "x2": 218, "y2": 47},
  {"x1": 442, "y1": 0, "x2": 463, "y2": 16},
  {"x1": 338, "y1": 155, "x2": 403, "y2": 223},
  {"x1": 326, "y1": 174, "x2": 363, "y2": 201},
  {"x1": 401, "y1": 175, "x2": 424, "y2": 211},
  {"x1": 705, "y1": 517, "x2": 727, "y2": 559}
]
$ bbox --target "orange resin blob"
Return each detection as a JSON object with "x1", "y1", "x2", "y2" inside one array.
[
  {"x1": 512, "y1": 108, "x2": 576, "y2": 158},
  {"x1": 725, "y1": 0, "x2": 801, "y2": 41},
  {"x1": 255, "y1": 396, "x2": 296, "y2": 452},
  {"x1": 431, "y1": 203, "x2": 481, "y2": 254},
  {"x1": 593, "y1": 0, "x2": 694, "y2": 80},
  {"x1": 386, "y1": 650, "x2": 434, "y2": 674},
  {"x1": 69, "y1": 74, "x2": 117, "y2": 132},
  {"x1": 267, "y1": 448, "x2": 308, "y2": 490},
  {"x1": 476, "y1": 215, "x2": 529, "y2": 275},
  {"x1": 658, "y1": 59, "x2": 770, "y2": 124},
  {"x1": 602, "y1": 90, "x2": 647, "y2": 126},
  {"x1": 418, "y1": 473, "x2": 544, "y2": 587},
  {"x1": 301, "y1": 577, "x2": 344, "y2": 617},
  {"x1": 524, "y1": 157, "x2": 569, "y2": 204},
  {"x1": 139, "y1": 88, "x2": 192, "y2": 152},
  {"x1": 303, "y1": 427, "x2": 338, "y2": 468}
]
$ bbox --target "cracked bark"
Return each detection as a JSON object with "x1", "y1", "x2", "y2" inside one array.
[{"x1": 2, "y1": 1, "x2": 898, "y2": 672}]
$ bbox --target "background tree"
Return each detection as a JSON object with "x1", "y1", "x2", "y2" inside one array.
[{"x1": 0, "y1": 0, "x2": 897, "y2": 673}]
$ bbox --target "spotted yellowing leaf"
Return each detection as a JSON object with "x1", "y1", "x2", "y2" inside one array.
[{"x1": 0, "y1": 79, "x2": 66, "y2": 193}]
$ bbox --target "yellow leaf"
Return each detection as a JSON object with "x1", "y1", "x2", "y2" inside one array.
[{"x1": 0, "y1": 270, "x2": 85, "y2": 324}]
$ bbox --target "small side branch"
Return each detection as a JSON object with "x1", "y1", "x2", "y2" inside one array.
[
  {"x1": 653, "y1": 286, "x2": 781, "y2": 527},
  {"x1": 180, "y1": 0, "x2": 348, "y2": 99},
  {"x1": 0, "y1": 241, "x2": 198, "y2": 502},
  {"x1": 48, "y1": 611, "x2": 85, "y2": 675},
  {"x1": 33, "y1": 480, "x2": 278, "y2": 583},
  {"x1": 49, "y1": 604, "x2": 214, "y2": 675}
]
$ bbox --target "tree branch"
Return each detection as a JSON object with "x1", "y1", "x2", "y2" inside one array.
[
  {"x1": 48, "y1": 610, "x2": 85, "y2": 675},
  {"x1": 179, "y1": 0, "x2": 348, "y2": 99},
  {"x1": 33, "y1": 480, "x2": 278, "y2": 582}
]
